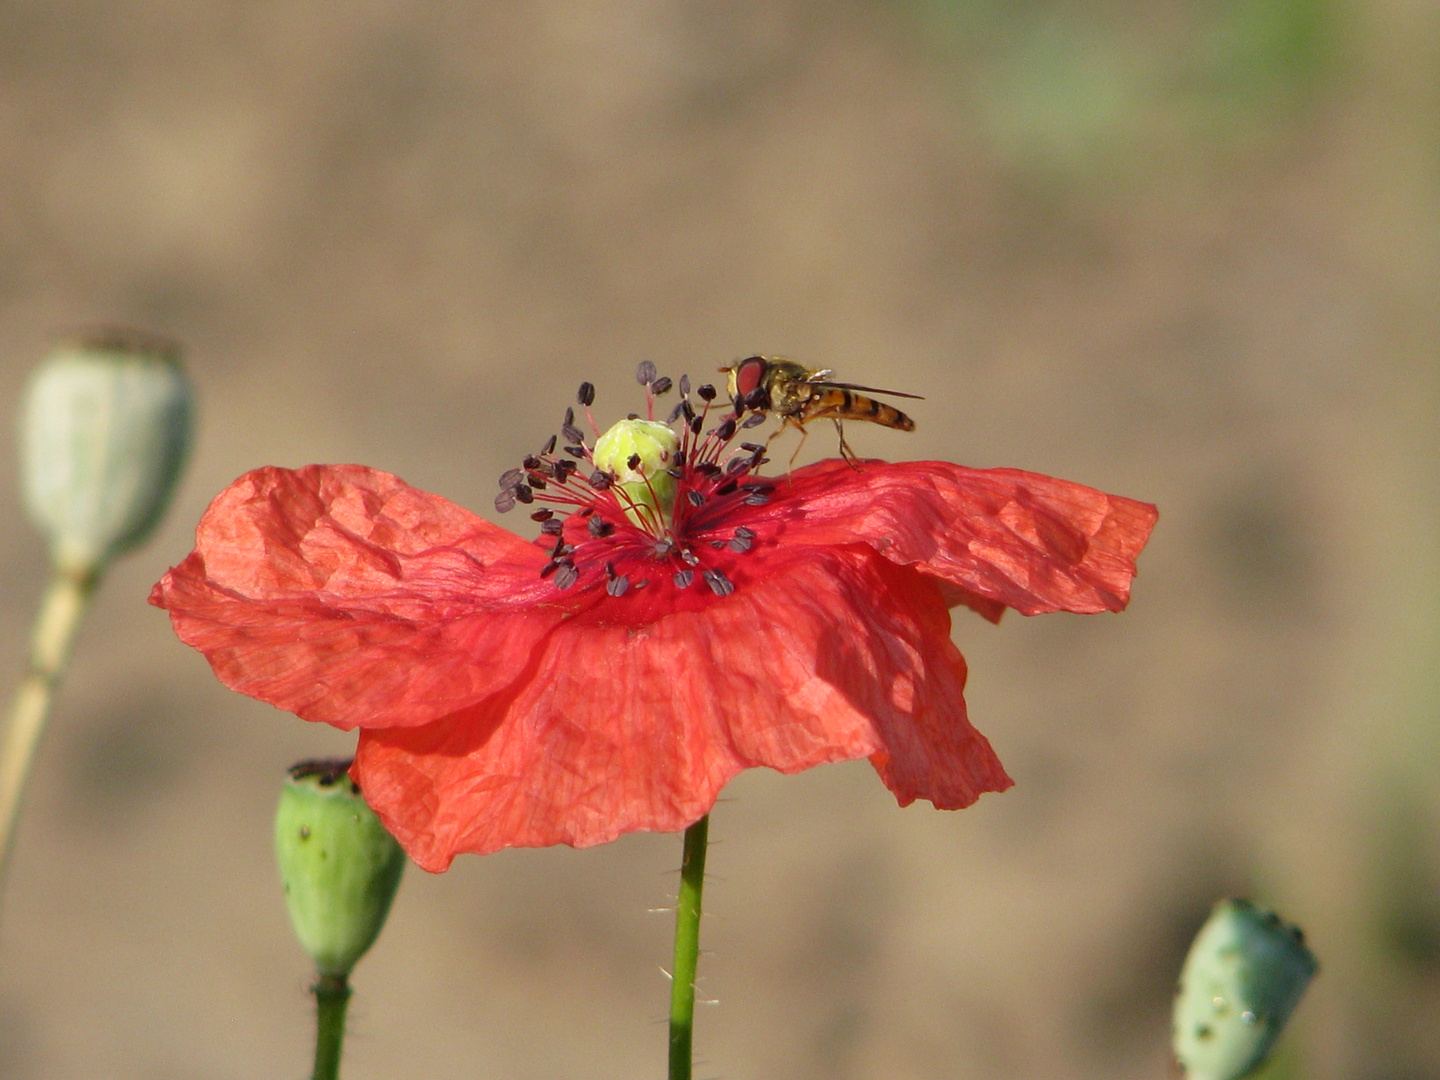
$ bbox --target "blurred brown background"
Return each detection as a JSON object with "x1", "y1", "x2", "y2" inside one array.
[{"x1": 0, "y1": 2, "x2": 1436, "y2": 1077}]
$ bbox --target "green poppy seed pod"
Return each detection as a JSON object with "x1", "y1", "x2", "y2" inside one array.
[
  {"x1": 20, "y1": 329, "x2": 194, "y2": 576},
  {"x1": 592, "y1": 417, "x2": 679, "y2": 526},
  {"x1": 1173, "y1": 898, "x2": 1318, "y2": 1080},
  {"x1": 275, "y1": 760, "x2": 406, "y2": 978}
]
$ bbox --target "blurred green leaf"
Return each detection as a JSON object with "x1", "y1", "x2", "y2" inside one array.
[
  {"x1": 1197, "y1": 0, "x2": 1339, "y2": 104},
  {"x1": 903, "y1": 0, "x2": 1345, "y2": 176}
]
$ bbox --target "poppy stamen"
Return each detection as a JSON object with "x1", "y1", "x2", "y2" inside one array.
[{"x1": 496, "y1": 371, "x2": 786, "y2": 597}]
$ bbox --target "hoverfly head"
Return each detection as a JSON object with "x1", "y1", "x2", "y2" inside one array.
[{"x1": 729, "y1": 356, "x2": 770, "y2": 404}]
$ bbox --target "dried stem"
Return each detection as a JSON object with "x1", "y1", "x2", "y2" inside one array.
[{"x1": 0, "y1": 568, "x2": 97, "y2": 894}]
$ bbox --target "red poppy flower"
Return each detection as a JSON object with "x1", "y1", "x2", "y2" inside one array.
[{"x1": 151, "y1": 370, "x2": 1155, "y2": 872}]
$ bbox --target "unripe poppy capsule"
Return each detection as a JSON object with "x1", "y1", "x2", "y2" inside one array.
[
  {"x1": 20, "y1": 329, "x2": 194, "y2": 575},
  {"x1": 1173, "y1": 898, "x2": 1317, "y2": 1080},
  {"x1": 274, "y1": 760, "x2": 406, "y2": 978},
  {"x1": 592, "y1": 418, "x2": 679, "y2": 527}
]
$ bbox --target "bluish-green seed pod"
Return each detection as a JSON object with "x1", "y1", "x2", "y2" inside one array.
[
  {"x1": 1173, "y1": 898, "x2": 1318, "y2": 1080},
  {"x1": 275, "y1": 760, "x2": 406, "y2": 978},
  {"x1": 20, "y1": 329, "x2": 194, "y2": 575}
]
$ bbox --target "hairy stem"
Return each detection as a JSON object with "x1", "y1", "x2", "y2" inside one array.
[{"x1": 669, "y1": 813, "x2": 710, "y2": 1080}]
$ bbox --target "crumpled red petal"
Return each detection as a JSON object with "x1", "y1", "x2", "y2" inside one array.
[
  {"x1": 153, "y1": 455, "x2": 1150, "y2": 868},
  {"x1": 352, "y1": 545, "x2": 1010, "y2": 870},
  {"x1": 150, "y1": 465, "x2": 564, "y2": 731},
  {"x1": 752, "y1": 458, "x2": 1157, "y2": 621}
]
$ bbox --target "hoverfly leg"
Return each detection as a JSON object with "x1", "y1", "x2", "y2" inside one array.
[
  {"x1": 758, "y1": 417, "x2": 805, "y2": 483},
  {"x1": 785, "y1": 420, "x2": 809, "y2": 480},
  {"x1": 763, "y1": 422, "x2": 786, "y2": 454},
  {"x1": 834, "y1": 420, "x2": 862, "y2": 471}
]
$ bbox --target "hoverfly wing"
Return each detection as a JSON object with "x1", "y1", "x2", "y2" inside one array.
[{"x1": 810, "y1": 380, "x2": 924, "y2": 401}]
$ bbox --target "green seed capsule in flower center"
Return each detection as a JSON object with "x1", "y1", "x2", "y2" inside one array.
[{"x1": 592, "y1": 418, "x2": 679, "y2": 528}]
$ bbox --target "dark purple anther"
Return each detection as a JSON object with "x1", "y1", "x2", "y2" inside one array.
[{"x1": 703, "y1": 569, "x2": 735, "y2": 597}]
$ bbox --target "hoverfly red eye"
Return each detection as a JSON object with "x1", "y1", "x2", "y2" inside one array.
[{"x1": 734, "y1": 357, "x2": 767, "y2": 399}]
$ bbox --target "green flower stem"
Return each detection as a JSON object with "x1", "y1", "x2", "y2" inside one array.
[
  {"x1": 312, "y1": 972, "x2": 352, "y2": 1080},
  {"x1": 669, "y1": 813, "x2": 710, "y2": 1080},
  {"x1": 0, "y1": 568, "x2": 98, "y2": 892}
]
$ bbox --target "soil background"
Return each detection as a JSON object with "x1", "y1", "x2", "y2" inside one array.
[{"x1": 0, "y1": 3, "x2": 1437, "y2": 1078}]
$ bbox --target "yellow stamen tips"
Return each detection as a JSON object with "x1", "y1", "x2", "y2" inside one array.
[{"x1": 593, "y1": 418, "x2": 679, "y2": 528}]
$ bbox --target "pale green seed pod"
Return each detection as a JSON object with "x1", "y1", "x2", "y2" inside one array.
[
  {"x1": 20, "y1": 329, "x2": 194, "y2": 575},
  {"x1": 1173, "y1": 898, "x2": 1318, "y2": 1080},
  {"x1": 275, "y1": 760, "x2": 406, "y2": 978},
  {"x1": 593, "y1": 417, "x2": 679, "y2": 526}
]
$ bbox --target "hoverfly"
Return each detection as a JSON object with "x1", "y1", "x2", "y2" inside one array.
[{"x1": 722, "y1": 355, "x2": 922, "y2": 467}]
